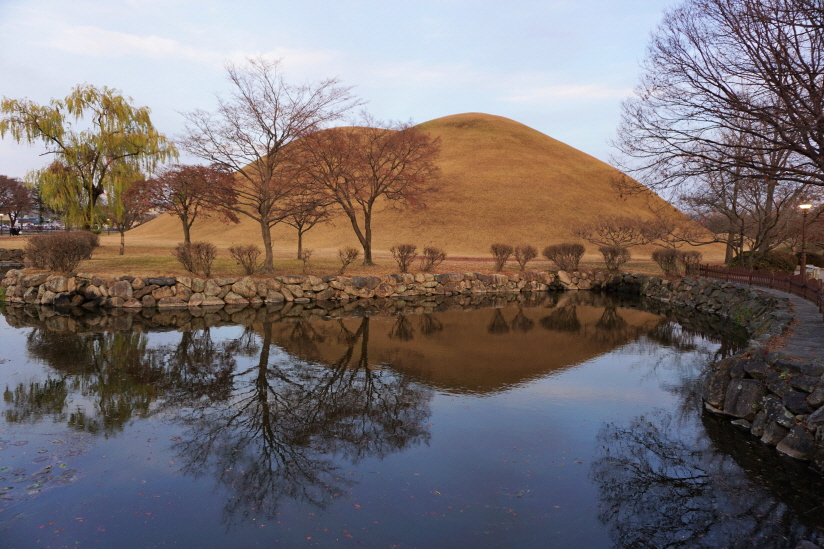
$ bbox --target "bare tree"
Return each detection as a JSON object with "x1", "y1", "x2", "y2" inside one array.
[
  {"x1": 572, "y1": 215, "x2": 656, "y2": 248},
  {"x1": 614, "y1": 0, "x2": 824, "y2": 192},
  {"x1": 148, "y1": 164, "x2": 239, "y2": 244},
  {"x1": 181, "y1": 57, "x2": 360, "y2": 272},
  {"x1": 281, "y1": 192, "x2": 334, "y2": 259},
  {"x1": 299, "y1": 114, "x2": 440, "y2": 265},
  {"x1": 0, "y1": 175, "x2": 32, "y2": 231}
]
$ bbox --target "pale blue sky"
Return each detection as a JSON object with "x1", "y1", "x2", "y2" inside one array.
[{"x1": 0, "y1": 0, "x2": 679, "y2": 179}]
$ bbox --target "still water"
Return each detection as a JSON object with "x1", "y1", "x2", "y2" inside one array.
[{"x1": 0, "y1": 292, "x2": 822, "y2": 548}]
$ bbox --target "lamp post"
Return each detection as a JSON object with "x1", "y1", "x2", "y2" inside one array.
[{"x1": 800, "y1": 203, "x2": 813, "y2": 280}]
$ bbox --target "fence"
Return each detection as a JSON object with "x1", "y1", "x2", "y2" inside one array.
[{"x1": 699, "y1": 264, "x2": 824, "y2": 315}]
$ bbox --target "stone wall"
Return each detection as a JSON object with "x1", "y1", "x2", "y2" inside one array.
[
  {"x1": 1, "y1": 269, "x2": 604, "y2": 309},
  {"x1": 0, "y1": 248, "x2": 24, "y2": 262},
  {"x1": 604, "y1": 272, "x2": 824, "y2": 468}
]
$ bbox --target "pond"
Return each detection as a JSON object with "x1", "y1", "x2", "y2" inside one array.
[{"x1": 0, "y1": 292, "x2": 823, "y2": 548}]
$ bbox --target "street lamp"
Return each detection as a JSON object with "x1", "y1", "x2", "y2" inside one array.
[{"x1": 800, "y1": 203, "x2": 813, "y2": 280}]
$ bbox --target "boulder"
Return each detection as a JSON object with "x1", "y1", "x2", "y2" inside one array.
[
  {"x1": 776, "y1": 426, "x2": 817, "y2": 460},
  {"x1": 783, "y1": 391, "x2": 812, "y2": 415},
  {"x1": 203, "y1": 279, "x2": 222, "y2": 296},
  {"x1": 157, "y1": 296, "x2": 187, "y2": 308},
  {"x1": 763, "y1": 395, "x2": 796, "y2": 429},
  {"x1": 152, "y1": 286, "x2": 175, "y2": 300},
  {"x1": 761, "y1": 421, "x2": 789, "y2": 446},
  {"x1": 223, "y1": 292, "x2": 249, "y2": 306},
  {"x1": 109, "y1": 280, "x2": 133, "y2": 300},
  {"x1": 723, "y1": 379, "x2": 765, "y2": 420},
  {"x1": 232, "y1": 277, "x2": 258, "y2": 298}
]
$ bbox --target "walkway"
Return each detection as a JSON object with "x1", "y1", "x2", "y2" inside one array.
[{"x1": 763, "y1": 288, "x2": 824, "y2": 364}]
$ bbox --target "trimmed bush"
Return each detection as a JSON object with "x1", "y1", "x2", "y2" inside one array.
[
  {"x1": 338, "y1": 246, "x2": 360, "y2": 275},
  {"x1": 391, "y1": 244, "x2": 418, "y2": 273},
  {"x1": 490, "y1": 243, "x2": 513, "y2": 271},
  {"x1": 420, "y1": 246, "x2": 446, "y2": 272},
  {"x1": 74, "y1": 230, "x2": 100, "y2": 256},
  {"x1": 229, "y1": 244, "x2": 262, "y2": 275},
  {"x1": 543, "y1": 243, "x2": 585, "y2": 272},
  {"x1": 652, "y1": 248, "x2": 681, "y2": 277},
  {"x1": 25, "y1": 232, "x2": 96, "y2": 273},
  {"x1": 514, "y1": 245, "x2": 537, "y2": 271},
  {"x1": 173, "y1": 242, "x2": 217, "y2": 277},
  {"x1": 679, "y1": 250, "x2": 703, "y2": 276},
  {"x1": 599, "y1": 245, "x2": 630, "y2": 272},
  {"x1": 729, "y1": 251, "x2": 797, "y2": 273}
]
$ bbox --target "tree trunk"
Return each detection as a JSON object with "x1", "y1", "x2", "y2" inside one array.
[
  {"x1": 260, "y1": 221, "x2": 275, "y2": 273},
  {"x1": 296, "y1": 229, "x2": 303, "y2": 260},
  {"x1": 119, "y1": 230, "x2": 125, "y2": 255},
  {"x1": 362, "y1": 210, "x2": 374, "y2": 266},
  {"x1": 182, "y1": 219, "x2": 191, "y2": 245}
]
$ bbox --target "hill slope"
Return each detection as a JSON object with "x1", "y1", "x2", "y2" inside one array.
[{"x1": 128, "y1": 113, "x2": 694, "y2": 257}]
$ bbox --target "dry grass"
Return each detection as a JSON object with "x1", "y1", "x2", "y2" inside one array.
[
  {"x1": 0, "y1": 233, "x2": 684, "y2": 279},
  {"x1": 127, "y1": 112, "x2": 727, "y2": 260}
]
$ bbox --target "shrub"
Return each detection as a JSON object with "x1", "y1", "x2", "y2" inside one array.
[
  {"x1": 679, "y1": 250, "x2": 703, "y2": 276},
  {"x1": 599, "y1": 245, "x2": 630, "y2": 272},
  {"x1": 652, "y1": 248, "x2": 681, "y2": 277},
  {"x1": 729, "y1": 251, "x2": 797, "y2": 273},
  {"x1": 420, "y1": 246, "x2": 446, "y2": 272},
  {"x1": 543, "y1": 243, "x2": 585, "y2": 272},
  {"x1": 490, "y1": 243, "x2": 513, "y2": 271},
  {"x1": 391, "y1": 244, "x2": 418, "y2": 273},
  {"x1": 229, "y1": 244, "x2": 262, "y2": 275},
  {"x1": 514, "y1": 245, "x2": 537, "y2": 271},
  {"x1": 338, "y1": 246, "x2": 360, "y2": 275},
  {"x1": 74, "y1": 230, "x2": 100, "y2": 256},
  {"x1": 173, "y1": 242, "x2": 217, "y2": 277},
  {"x1": 25, "y1": 232, "x2": 96, "y2": 273}
]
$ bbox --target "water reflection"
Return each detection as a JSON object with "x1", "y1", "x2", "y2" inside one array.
[{"x1": 2, "y1": 292, "x2": 753, "y2": 534}]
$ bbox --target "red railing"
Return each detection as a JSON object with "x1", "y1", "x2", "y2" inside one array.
[{"x1": 699, "y1": 264, "x2": 824, "y2": 315}]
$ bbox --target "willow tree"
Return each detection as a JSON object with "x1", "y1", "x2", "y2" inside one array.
[{"x1": 0, "y1": 84, "x2": 177, "y2": 229}]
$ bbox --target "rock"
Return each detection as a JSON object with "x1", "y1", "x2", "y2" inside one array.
[
  {"x1": 134, "y1": 284, "x2": 158, "y2": 299},
  {"x1": 761, "y1": 421, "x2": 789, "y2": 446},
  {"x1": 374, "y1": 282, "x2": 395, "y2": 297},
  {"x1": 191, "y1": 278, "x2": 205, "y2": 293},
  {"x1": 742, "y1": 359, "x2": 769, "y2": 381},
  {"x1": 723, "y1": 379, "x2": 765, "y2": 420},
  {"x1": 175, "y1": 285, "x2": 193, "y2": 302},
  {"x1": 212, "y1": 277, "x2": 238, "y2": 287},
  {"x1": 795, "y1": 542, "x2": 821, "y2": 549},
  {"x1": 152, "y1": 286, "x2": 175, "y2": 300},
  {"x1": 807, "y1": 406, "x2": 824, "y2": 431},
  {"x1": 285, "y1": 284, "x2": 304, "y2": 298},
  {"x1": 776, "y1": 426, "x2": 817, "y2": 460},
  {"x1": 750, "y1": 411, "x2": 767, "y2": 437},
  {"x1": 84, "y1": 285, "x2": 103, "y2": 300},
  {"x1": 763, "y1": 395, "x2": 796, "y2": 429},
  {"x1": 765, "y1": 370, "x2": 792, "y2": 397},
  {"x1": 352, "y1": 276, "x2": 366, "y2": 289},
  {"x1": 315, "y1": 287, "x2": 335, "y2": 301},
  {"x1": 232, "y1": 277, "x2": 258, "y2": 298},
  {"x1": 123, "y1": 298, "x2": 143, "y2": 308},
  {"x1": 23, "y1": 273, "x2": 50, "y2": 287},
  {"x1": 157, "y1": 296, "x2": 187, "y2": 308},
  {"x1": 200, "y1": 296, "x2": 225, "y2": 307},
  {"x1": 223, "y1": 292, "x2": 249, "y2": 306},
  {"x1": 176, "y1": 276, "x2": 192, "y2": 288},
  {"x1": 783, "y1": 391, "x2": 811, "y2": 415},
  {"x1": 141, "y1": 295, "x2": 156, "y2": 308},
  {"x1": 808, "y1": 388, "x2": 824, "y2": 409},
  {"x1": 730, "y1": 419, "x2": 751, "y2": 430},
  {"x1": 131, "y1": 277, "x2": 145, "y2": 290},
  {"x1": 704, "y1": 362, "x2": 734, "y2": 408},
  {"x1": 265, "y1": 290, "x2": 285, "y2": 303},
  {"x1": 188, "y1": 293, "x2": 205, "y2": 307},
  {"x1": 790, "y1": 376, "x2": 820, "y2": 393},
  {"x1": 203, "y1": 279, "x2": 222, "y2": 296},
  {"x1": 280, "y1": 286, "x2": 294, "y2": 302},
  {"x1": 147, "y1": 277, "x2": 177, "y2": 286},
  {"x1": 44, "y1": 275, "x2": 72, "y2": 293},
  {"x1": 279, "y1": 276, "x2": 303, "y2": 285},
  {"x1": 109, "y1": 280, "x2": 133, "y2": 300}
]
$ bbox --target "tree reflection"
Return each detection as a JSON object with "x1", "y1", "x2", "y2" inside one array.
[
  {"x1": 169, "y1": 317, "x2": 432, "y2": 525},
  {"x1": 539, "y1": 306, "x2": 581, "y2": 333},
  {"x1": 419, "y1": 313, "x2": 443, "y2": 336},
  {"x1": 511, "y1": 308, "x2": 535, "y2": 333},
  {"x1": 487, "y1": 309, "x2": 510, "y2": 334},
  {"x1": 388, "y1": 314, "x2": 415, "y2": 341},
  {"x1": 590, "y1": 408, "x2": 820, "y2": 548}
]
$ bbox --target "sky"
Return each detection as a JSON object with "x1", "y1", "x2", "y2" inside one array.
[{"x1": 0, "y1": 0, "x2": 680, "y2": 180}]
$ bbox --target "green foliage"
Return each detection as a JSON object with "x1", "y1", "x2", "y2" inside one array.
[
  {"x1": 1, "y1": 84, "x2": 177, "y2": 228},
  {"x1": 729, "y1": 251, "x2": 797, "y2": 273},
  {"x1": 173, "y1": 242, "x2": 217, "y2": 277},
  {"x1": 25, "y1": 232, "x2": 96, "y2": 272}
]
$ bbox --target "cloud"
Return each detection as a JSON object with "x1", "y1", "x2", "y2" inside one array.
[
  {"x1": 44, "y1": 24, "x2": 337, "y2": 71},
  {"x1": 502, "y1": 84, "x2": 633, "y2": 103}
]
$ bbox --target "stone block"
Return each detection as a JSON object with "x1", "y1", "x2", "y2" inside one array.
[
  {"x1": 723, "y1": 379, "x2": 765, "y2": 420},
  {"x1": 776, "y1": 426, "x2": 817, "y2": 460}
]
